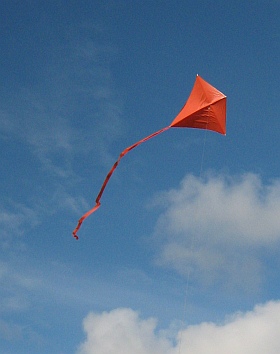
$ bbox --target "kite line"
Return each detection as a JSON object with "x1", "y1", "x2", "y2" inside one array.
[{"x1": 177, "y1": 117, "x2": 210, "y2": 354}]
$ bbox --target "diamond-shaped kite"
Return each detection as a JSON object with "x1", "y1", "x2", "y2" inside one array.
[{"x1": 73, "y1": 75, "x2": 226, "y2": 239}]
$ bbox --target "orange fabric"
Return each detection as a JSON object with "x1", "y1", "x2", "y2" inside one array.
[
  {"x1": 170, "y1": 75, "x2": 226, "y2": 135},
  {"x1": 72, "y1": 75, "x2": 227, "y2": 239}
]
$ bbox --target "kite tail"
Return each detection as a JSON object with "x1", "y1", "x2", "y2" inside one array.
[{"x1": 72, "y1": 125, "x2": 170, "y2": 240}]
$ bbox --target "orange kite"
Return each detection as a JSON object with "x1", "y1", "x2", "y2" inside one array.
[{"x1": 73, "y1": 75, "x2": 226, "y2": 239}]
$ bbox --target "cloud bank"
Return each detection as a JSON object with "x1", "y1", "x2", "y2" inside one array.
[
  {"x1": 77, "y1": 301, "x2": 280, "y2": 354},
  {"x1": 77, "y1": 308, "x2": 173, "y2": 354},
  {"x1": 152, "y1": 173, "x2": 280, "y2": 292}
]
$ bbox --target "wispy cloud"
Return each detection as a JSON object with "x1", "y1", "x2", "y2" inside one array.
[
  {"x1": 152, "y1": 173, "x2": 280, "y2": 293},
  {"x1": 0, "y1": 260, "x2": 40, "y2": 316},
  {"x1": 0, "y1": 202, "x2": 39, "y2": 247},
  {"x1": 0, "y1": 24, "x2": 124, "y2": 180},
  {"x1": 0, "y1": 23, "x2": 125, "y2": 236},
  {"x1": 0, "y1": 318, "x2": 24, "y2": 341}
]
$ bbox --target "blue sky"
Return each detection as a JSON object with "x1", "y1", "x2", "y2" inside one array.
[{"x1": 1, "y1": 1, "x2": 280, "y2": 353}]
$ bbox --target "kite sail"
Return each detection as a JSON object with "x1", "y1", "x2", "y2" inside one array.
[{"x1": 73, "y1": 75, "x2": 226, "y2": 239}]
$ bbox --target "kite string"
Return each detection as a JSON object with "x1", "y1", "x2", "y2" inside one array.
[
  {"x1": 199, "y1": 115, "x2": 209, "y2": 177},
  {"x1": 72, "y1": 126, "x2": 170, "y2": 240},
  {"x1": 177, "y1": 120, "x2": 209, "y2": 354}
]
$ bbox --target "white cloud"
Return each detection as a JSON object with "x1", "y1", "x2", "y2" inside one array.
[
  {"x1": 180, "y1": 300, "x2": 280, "y2": 354},
  {"x1": 152, "y1": 173, "x2": 280, "y2": 292},
  {"x1": 77, "y1": 308, "x2": 174, "y2": 354},
  {"x1": 154, "y1": 173, "x2": 280, "y2": 244},
  {"x1": 78, "y1": 301, "x2": 280, "y2": 354}
]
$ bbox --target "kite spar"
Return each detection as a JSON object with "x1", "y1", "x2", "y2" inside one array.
[{"x1": 72, "y1": 75, "x2": 226, "y2": 239}]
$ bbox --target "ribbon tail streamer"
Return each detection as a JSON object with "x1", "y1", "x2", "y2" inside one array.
[{"x1": 72, "y1": 126, "x2": 170, "y2": 239}]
